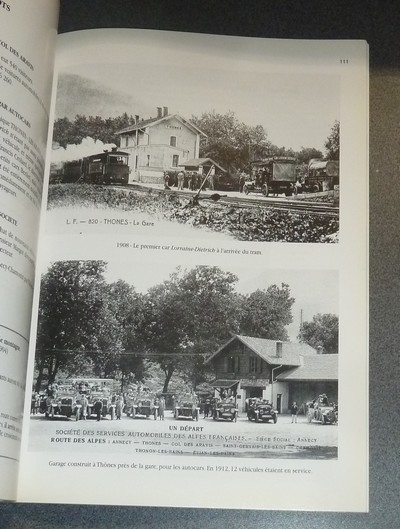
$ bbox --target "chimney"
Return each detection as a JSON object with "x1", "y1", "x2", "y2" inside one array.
[
  {"x1": 163, "y1": 106, "x2": 168, "y2": 117},
  {"x1": 276, "y1": 341, "x2": 282, "y2": 358},
  {"x1": 135, "y1": 115, "x2": 139, "y2": 123},
  {"x1": 157, "y1": 107, "x2": 163, "y2": 118}
]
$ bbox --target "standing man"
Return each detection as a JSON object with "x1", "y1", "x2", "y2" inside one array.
[
  {"x1": 177, "y1": 169, "x2": 185, "y2": 190},
  {"x1": 290, "y1": 401, "x2": 299, "y2": 423},
  {"x1": 93, "y1": 398, "x2": 103, "y2": 422},
  {"x1": 115, "y1": 394, "x2": 124, "y2": 420},
  {"x1": 239, "y1": 172, "x2": 246, "y2": 193},
  {"x1": 158, "y1": 396, "x2": 165, "y2": 420},
  {"x1": 80, "y1": 394, "x2": 88, "y2": 420},
  {"x1": 208, "y1": 166, "x2": 215, "y2": 190}
]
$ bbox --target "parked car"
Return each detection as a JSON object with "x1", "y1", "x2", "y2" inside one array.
[
  {"x1": 246, "y1": 157, "x2": 297, "y2": 197},
  {"x1": 174, "y1": 397, "x2": 200, "y2": 421},
  {"x1": 307, "y1": 394, "x2": 338, "y2": 424},
  {"x1": 212, "y1": 399, "x2": 238, "y2": 422},
  {"x1": 247, "y1": 398, "x2": 278, "y2": 423},
  {"x1": 45, "y1": 386, "x2": 82, "y2": 421}
]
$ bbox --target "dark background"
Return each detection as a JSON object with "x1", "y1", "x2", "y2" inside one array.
[{"x1": 1, "y1": 1, "x2": 399, "y2": 527}]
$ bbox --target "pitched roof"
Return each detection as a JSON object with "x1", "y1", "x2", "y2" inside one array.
[
  {"x1": 181, "y1": 158, "x2": 226, "y2": 172},
  {"x1": 276, "y1": 354, "x2": 338, "y2": 381},
  {"x1": 117, "y1": 114, "x2": 206, "y2": 136},
  {"x1": 205, "y1": 334, "x2": 317, "y2": 367}
]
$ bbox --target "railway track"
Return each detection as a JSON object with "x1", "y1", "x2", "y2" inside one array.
[{"x1": 122, "y1": 184, "x2": 339, "y2": 217}]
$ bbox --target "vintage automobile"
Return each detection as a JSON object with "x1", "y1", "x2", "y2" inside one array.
[
  {"x1": 174, "y1": 396, "x2": 200, "y2": 421},
  {"x1": 307, "y1": 394, "x2": 338, "y2": 425},
  {"x1": 124, "y1": 390, "x2": 158, "y2": 419},
  {"x1": 71, "y1": 378, "x2": 116, "y2": 420},
  {"x1": 45, "y1": 386, "x2": 82, "y2": 421},
  {"x1": 247, "y1": 399, "x2": 278, "y2": 423},
  {"x1": 87, "y1": 391, "x2": 116, "y2": 420},
  {"x1": 212, "y1": 399, "x2": 238, "y2": 422},
  {"x1": 304, "y1": 159, "x2": 339, "y2": 193},
  {"x1": 132, "y1": 397, "x2": 159, "y2": 419},
  {"x1": 245, "y1": 157, "x2": 297, "y2": 197}
]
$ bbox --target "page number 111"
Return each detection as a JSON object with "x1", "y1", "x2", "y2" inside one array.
[{"x1": 340, "y1": 59, "x2": 349, "y2": 64}]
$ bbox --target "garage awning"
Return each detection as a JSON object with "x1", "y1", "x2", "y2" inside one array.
[{"x1": 212, "y1": 380, "x2": 240, "y2": 388}]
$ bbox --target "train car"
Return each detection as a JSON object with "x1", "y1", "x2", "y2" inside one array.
[
  {"x1": 57, "y1": 148, "x2": 130, "y2": 185},
  {"x1": 61, "y1": 159, "x2": 83, "y2": 183}
]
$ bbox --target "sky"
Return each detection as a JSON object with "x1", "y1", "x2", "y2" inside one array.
[{"x1": 56, "y1": 30, "x2": 340, "y2": 152}]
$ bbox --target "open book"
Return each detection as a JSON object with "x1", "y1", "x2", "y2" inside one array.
[{"x1": 0, "y1": 0, "x2": 368, "y2": 511}]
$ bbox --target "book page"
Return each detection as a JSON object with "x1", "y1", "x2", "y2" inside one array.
[
  {"x1": 18, "y1": 29, "x2": 368, "y2": 511},
  {"x1": 0, "y1": 0, "x2": 59, "y2": 501}
]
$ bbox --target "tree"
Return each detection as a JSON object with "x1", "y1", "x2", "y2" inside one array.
[
  {"x1": 142, "y1": 266, "x2": 240, "y2": 392},
  {"x1": 191, "y1": 111, "x2": 271, "y2": 173},
  {"x1": 52, "y1": 117, "x2": 73, "y2": 148},
  {"x1": 297, "y1": 147, "x2": 323, "y2": 164},
  {"x1": 239, "y1": 283, "x2": 295, "y2": 341},
  {"x1": 35, "y1": 261, "x2": 108, "y2": 390},
  {"x1": 324, "y1": 120, "x2": 340, "y2": 160},
  {"x1": 99, "y1": 280, "x2": 146, "y2": 385},
  {"x1": 269, "y1": 144, "x2": 296, "y2": 159},
  {"x1": 299, "y1": 313, "x2": 339, "y2": 354},
  {"x1": 52, "y1": 113, "x2": 136, "y2": 148}
]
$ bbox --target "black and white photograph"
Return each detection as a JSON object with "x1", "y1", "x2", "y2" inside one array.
[
  {"x1": 47, "y1": 31, "x2": 340, "y2": 243},
  {"x1": 29, "y1": 259, "x2": 339, "y2": 460}
]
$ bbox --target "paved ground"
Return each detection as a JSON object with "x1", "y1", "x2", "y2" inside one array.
[{"x1": 28, "y1": 412, "x2": 337, "y2": 460}]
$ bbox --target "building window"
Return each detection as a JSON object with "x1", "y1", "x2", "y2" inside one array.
[
  {"x1": 172, "y1": 154, "x2": 179, "y2": 167},
  {"x1": 236, "y1": 356, "x2": 241, "y2": 373},
  {"x1": 146, "y1": 155, "x2": 150, "y2": 167},
  {"x1": 249, "y1": 356, "x2": 258, "y2": 373},
  {"x1": 170, "y1": 136, "x2": 177, "y2": 147},
  {"x1": 227, "y1": 356, "x2": 235, "y2": 373}
]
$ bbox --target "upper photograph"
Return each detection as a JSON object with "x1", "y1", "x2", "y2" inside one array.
[{"x1": 47, "y1": 32, "x2": 341, "y2": 244}]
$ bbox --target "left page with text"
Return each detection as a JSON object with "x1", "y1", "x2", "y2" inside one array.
[{"x1": 0, "y1": 0, "x2": 59, "y2": 501}]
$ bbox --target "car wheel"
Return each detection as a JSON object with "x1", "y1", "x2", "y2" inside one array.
[{"x1": 244, "y1": 185, "x2": 249, "y2": 195}]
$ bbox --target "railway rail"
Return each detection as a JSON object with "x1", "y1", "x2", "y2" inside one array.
[{"x1": 120, "y1": 183, "x2": 339, "y2": 217}]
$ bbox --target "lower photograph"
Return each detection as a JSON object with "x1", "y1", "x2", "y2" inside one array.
[{"x1": 28, "y1": 260, "x2": 339, "y2": 461}]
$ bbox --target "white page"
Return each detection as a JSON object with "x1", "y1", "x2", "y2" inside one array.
[
  {"x1": 18, "y1": 29, "x2": 368, "y2": 511},
  {"x1": 0, "y1": 0, "x2": 59, "y2": 501}
]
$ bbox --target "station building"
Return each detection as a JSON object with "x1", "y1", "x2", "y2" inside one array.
[
  {"x1": 205, "y1": 334, "x2": 338, "y2": 414},
  {"x1": 117, "y1": 106, "x2": 206, "y2": 184}
]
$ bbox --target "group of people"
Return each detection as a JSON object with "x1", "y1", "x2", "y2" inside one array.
[{"x1": 163, "y1": 169, "x2": 215, "y2": 191}]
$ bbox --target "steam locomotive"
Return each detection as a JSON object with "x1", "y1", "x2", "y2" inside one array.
[{"x1": 50, "y1": 148, "x2": 130, "y2": 185}]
